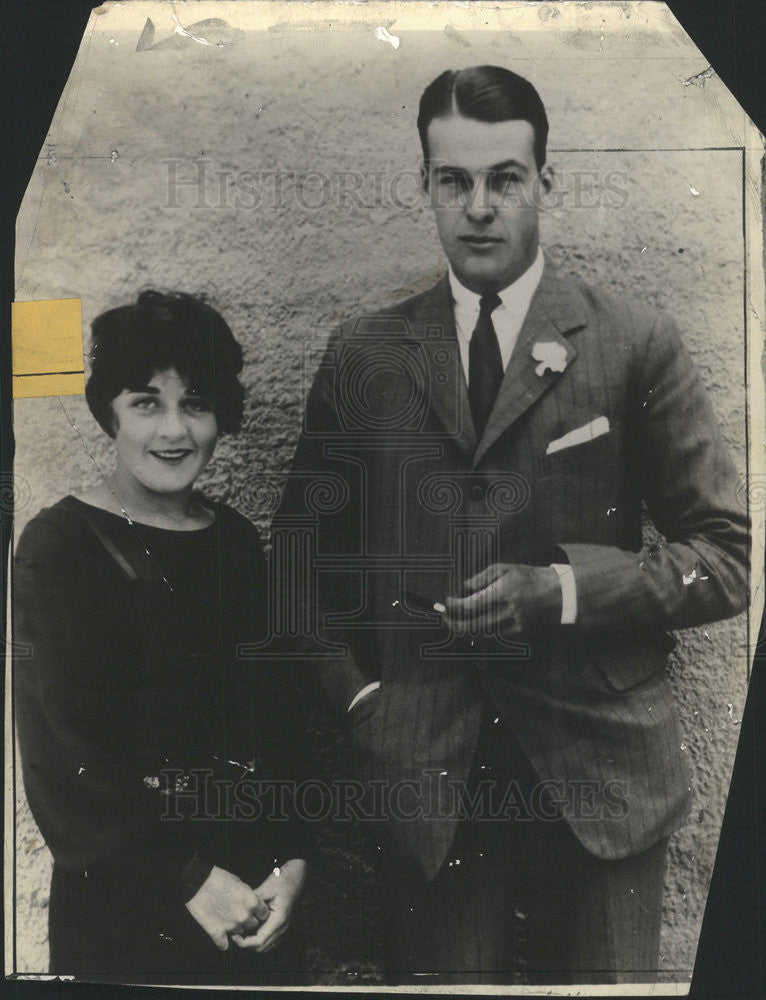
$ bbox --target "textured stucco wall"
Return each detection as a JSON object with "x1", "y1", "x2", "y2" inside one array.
[{"x1": 12, "y1": 8, "x2": 754, "y2": 982}]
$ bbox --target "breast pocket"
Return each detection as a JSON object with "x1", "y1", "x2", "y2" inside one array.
[
  {"x1": 537, "y1": 418, "x2": 621, "y2": 480},
  {"x1": 532, "y1": 420, "x2": 624, "y2": 543}
]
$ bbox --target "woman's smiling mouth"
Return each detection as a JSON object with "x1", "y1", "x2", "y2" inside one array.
[{"x1": 149, "y1": 449, "x2": 193, "y2": 463}]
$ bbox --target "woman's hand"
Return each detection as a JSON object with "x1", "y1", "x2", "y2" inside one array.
[
  {"x1": 185, "y1": 865, "x2": 270, "y2": 950},
  {"x1": 231, "y1": 858, "x2": 308, "y2": 953}
]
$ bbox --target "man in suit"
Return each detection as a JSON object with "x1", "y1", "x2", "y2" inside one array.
[{"x1": 275, "y1": 65, "x2": 749, "y2": 984}]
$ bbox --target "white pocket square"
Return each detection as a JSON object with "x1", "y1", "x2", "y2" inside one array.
[{"x1": 546, "y1": 416, "x2": 610, "y2": 455}]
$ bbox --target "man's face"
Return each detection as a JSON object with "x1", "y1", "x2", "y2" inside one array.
[{"x1": 423, "y1": 114, "x2": 548, "y2": 295}]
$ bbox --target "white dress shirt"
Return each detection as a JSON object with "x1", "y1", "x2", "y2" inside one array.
[
  {"x1": 446, "y1": 247, "x2": 577, "y2": 626},
  {"x1": 448, "y1": 246, "x2": 545, "y2": 384}
]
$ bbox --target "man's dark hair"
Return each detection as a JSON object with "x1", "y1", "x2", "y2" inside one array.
[
  {"x1": 85, "y1": 289, "x2": 245, "y2": 437},
  {"x1": 417, "y1": 65, "x2": 549, "y2": 171}
]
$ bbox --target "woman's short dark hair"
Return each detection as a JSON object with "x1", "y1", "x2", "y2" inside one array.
[
  {"x1": 85, "y1": 290, "x2": 245, "y2": 437},
  {"x1": 417, "y1": 65, "x2": 549, "y2": 171}
]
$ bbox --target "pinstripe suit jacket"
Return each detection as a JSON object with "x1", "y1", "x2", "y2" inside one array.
[{"x1": 277, "y1": 259, "x2": 749, "y2": 881}]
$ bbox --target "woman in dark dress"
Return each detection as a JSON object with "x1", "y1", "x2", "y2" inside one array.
[{"x1": 14, "y1": 291, "x2": 310, "y2": 984}]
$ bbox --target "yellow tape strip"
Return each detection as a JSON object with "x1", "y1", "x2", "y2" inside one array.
[{"x1": 12, "y1": 298, "x2": 85, "y2": 399}]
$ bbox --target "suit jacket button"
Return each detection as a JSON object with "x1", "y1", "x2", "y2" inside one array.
[
  {"x1": 476, "y1": 659, "x2": 487, "y2": 670},
  {"x1": 471, "y1": 483, "x2": 485, "y2": 501}
]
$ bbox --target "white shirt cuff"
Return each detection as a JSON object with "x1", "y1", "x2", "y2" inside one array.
[
  {"x1": 347, "y1": 681, "x2": 381, "y2": 713},
  {"x1": 550, "y1": 563, "x2": 578, "y2": 625}
]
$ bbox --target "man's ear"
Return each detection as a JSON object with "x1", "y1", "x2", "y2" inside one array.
[
  {"x1": 420, "y1": 161, "x2": 430, "y2": 195},
  {"x1": 535, "y1": 163, "x2": 556, "y2": 210}
]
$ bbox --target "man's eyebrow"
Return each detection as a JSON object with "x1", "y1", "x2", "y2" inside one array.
[
  {"x1": 125, "y1": 385, "x2": 161, "y2": 394},
  {"x1": 431, "y1": 159, "x2": 529, "y2": 176},
  {"x1": 487, "y1": 159, "x2": 529, "y2": 174}
]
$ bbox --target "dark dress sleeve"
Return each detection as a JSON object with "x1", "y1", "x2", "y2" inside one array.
[
  {"x1": 14, "y1": 509, "x2": 212, "y2": 904},
  {"x1": 218, "y1": 513, "x2": 316, "y2": 878}
]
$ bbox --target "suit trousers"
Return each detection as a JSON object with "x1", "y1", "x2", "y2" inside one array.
[{"x1": 380, "y1": 707, "x2": 668, "y2": 986}]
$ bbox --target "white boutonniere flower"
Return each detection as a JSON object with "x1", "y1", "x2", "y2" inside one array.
[{"x1": 532, "y1": 340, "x2": 568, "y2": 376}]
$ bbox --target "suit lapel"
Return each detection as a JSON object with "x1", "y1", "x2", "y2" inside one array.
[
  {"x1": 409, "y1": 275, "x2": 477, "y2": 459},
  {"x1": 472, "y1": 261, "x2": 586, "y2": 468}
]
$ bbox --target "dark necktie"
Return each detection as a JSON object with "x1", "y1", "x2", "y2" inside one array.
[{"x1": 468, "y1": 292, "x2": 503, "y2": 437}]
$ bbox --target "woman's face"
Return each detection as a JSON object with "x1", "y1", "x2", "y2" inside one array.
[{"x1": 110, "y1": 368, "x2": 218, "y2": 497}]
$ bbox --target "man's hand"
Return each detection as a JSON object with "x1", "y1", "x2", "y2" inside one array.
[
  {"x1": 443, "y1": 563, "x2": 563, "y2": 635},
  {"x1": 231, "y1": 858, "x2": 308, "y2": 953},
  {"x1": 185, "y1": 865, "x2": 270, "y2": 951}
]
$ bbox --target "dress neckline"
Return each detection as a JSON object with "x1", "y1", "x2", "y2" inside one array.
[{"x1": 65, "y1": 495, "x2": 218, "y2": 535}]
